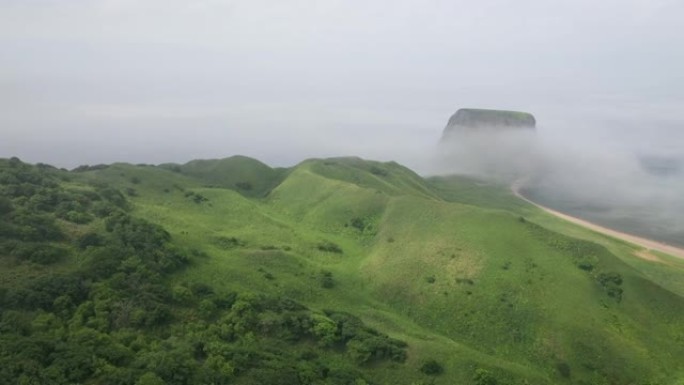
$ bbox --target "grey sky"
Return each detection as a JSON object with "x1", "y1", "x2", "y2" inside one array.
[{"x1": 1, "y1": 0, "x2": 683, "y2": 168}]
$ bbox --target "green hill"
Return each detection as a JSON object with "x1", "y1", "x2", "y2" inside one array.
[
  {"x1": 2, "y1": 156, "x2": 684, "y2": 385},
  {"x1": 163, "y1": 155, "x2": 288, "y2": 197}
]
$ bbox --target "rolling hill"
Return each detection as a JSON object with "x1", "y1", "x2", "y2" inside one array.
[{"x1": 1, "y1": 155, "x2": 684, "y2": 385}]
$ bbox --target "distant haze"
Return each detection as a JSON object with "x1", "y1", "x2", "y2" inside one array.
[
  {"x1": 1, "y1": 0, "x2": 683, "y2": 170},
  {"x1": 437, "y1": 120, "x2": 684, "y2": 247}
]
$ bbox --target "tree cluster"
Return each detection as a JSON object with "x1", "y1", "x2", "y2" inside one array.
[{"x1": 0, "y1": 159, "x2": 408, "y2": 385}]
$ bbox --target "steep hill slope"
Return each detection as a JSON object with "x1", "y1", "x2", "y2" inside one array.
[{"x1": 2, "y1": 156, "x2": 684, "y2": 385}]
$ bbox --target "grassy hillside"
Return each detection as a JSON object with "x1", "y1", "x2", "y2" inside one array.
[
  {"x1": 2, "y1": 156, "x2": 684, "y2": 385},
  {"x1": 161, "y1": 155, "x2": 288, "y2": 197}
]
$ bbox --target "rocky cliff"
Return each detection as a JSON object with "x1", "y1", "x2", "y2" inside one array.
[{"x1": 441, "y1": 108, "x2": 536, "y2": 140}]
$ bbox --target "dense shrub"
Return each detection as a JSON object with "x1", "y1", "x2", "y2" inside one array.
[
  {"x1": 317, "y1": 241, "x2": 343, "y2": 254},
  {"x1": 557, "y1": 362, "x2": 571, "y2": 378},
  {"x1": 350, "y1": 217, "x2": 365, "y2": 231},
  {"x1": 190, "y1": 283, "x2": 215, "y2": 297},
  {"x1": 63, "y1": 210, "x2": 94, "y2": 224},
  {"x1": 184, "y1": 191, "x2": 208, "y2": 204},
  {"x1": 597, "y1": 272, "x2": 623, "y2": 302},
  {"x1": 11, "y1": 211, "x2": 63, "y2": 241},
  {"x1": 212, "y1": 236, "x2": 245, "y2": 249},
  {"x1": 474, "y1": 368, "x2": 498, "y2": 385},
  {"x1": 320, "y1": 271, "x2": 335, "y2": 288},
  {"x1": 369, "y1": 166, "x2": 388, "y2": 177},
  {"x1": 11, "y1": 243, "x2": 67, "y2": 264},
  {"x1": 0, "y1": 197, "x2": 13, "y2": 214},
  {"x1": 420, "y1": 359, "x2": 444, "y2": 375},
  {"x1": 77, "y1": 233, "x2": 104, "y2": 249},
  {"x1": 71, "y1": 164, "x2": 110, "y2": 172},
  {"x1": 324, "y1": 311, "x2": 407, "y2": 365},
  {"x1": 97, "y1": 187, "x2": 128, "y2": 209}
]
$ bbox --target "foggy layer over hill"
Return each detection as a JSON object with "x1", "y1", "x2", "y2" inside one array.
[
  {"x1": 435, "y1": 118, "x2": 684, "y2": 248},
  {"x1": 3, "y1": 1, "x2": 684, "y2": 172}
]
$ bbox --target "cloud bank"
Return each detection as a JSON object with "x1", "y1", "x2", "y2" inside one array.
[{"x1": 1, "y1": 0, "x2": 683, "y2": 169}]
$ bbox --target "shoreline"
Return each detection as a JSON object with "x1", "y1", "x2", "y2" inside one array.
[{"x1": 511, "y1": 180, "x2": 684, "y2": 260}]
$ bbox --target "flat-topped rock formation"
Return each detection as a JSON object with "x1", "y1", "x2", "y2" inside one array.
[{"x1": 441, "y1": 108, "x2": 536, "y2": 141}]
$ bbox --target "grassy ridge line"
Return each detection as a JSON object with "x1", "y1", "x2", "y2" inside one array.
[
  {"x1": 177, "y1": 155, "x2": 290, "y2": 198},
  {"x1": 263, "y1": 161, "x2": 684, "y2": 383},
  {"x1": 110, "y1": 159, "x2": 555, "y2": 382},
  {"x1": 60, "y1": 157, "x2": 684, "y2": 384},
  {"x1": 182, "y1": 158, "x2": 684, "y2": 380},
  {"x1": 304, "y1": 158, "x2": 441, "y2": 200}
]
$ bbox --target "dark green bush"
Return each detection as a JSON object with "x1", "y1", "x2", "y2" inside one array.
[
  {"x1": 91, "y1": 201, "x2": 119, "y2": 218},
  {"x1": 420, "y1": 359, "x2": 443, "y2": 375},
  {"x1": 324, "y1": 311, "x2": 407, "y2": 365},
  {"x1": 598, "y1": 272, "x2": 624, "y2": 301},
  {"x1": 64, "y1": 210, "x2": 94, "y2": 224},
  {"x1": 474, "y1": 368, "x2": 498, "y2": 385},
  {"x1": 350, "y1": 217, "x2": 365, "y2": 231},
  {"x1": 369, "y1": 166, "x2": 388, "y2": 177},
  {"x1": 77, "y1": 233, "x2": 104, "y2": 249},
  {"x1": 11, "y1": 211, "x2": 63, "y2": 241},
  {"x1": 317, "y1": 241, "x2": 343, "y2": 254},
  {"x1": 0, "y1": 197, "x2": 13, "y2": 214},
  {"x1": 190, "y1": 282, "x2": 215, "y2": 297},
  {"x1": 12, "y1": 243, "x2": 68, "y2": 264},
  {"x1": 184, "y1": 191, "x2": 208, "y2": 204},
  {"x1": 557, "y1": 362, "x2": 571, "y2": 378},
  {"x1": 97, "y1": 186, "x2": 128, "y2": 208},
  {"x1": 71, "y1": 164, "x2": 109, "y2": 172},
  {"x1": 320, "y1": 271, "x2": 334, "y2": 288},
  {"x1": 212, "y1": 236, "x2": 245, "y2": 249}
]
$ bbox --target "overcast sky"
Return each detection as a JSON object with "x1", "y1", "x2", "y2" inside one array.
[{"x1": 1, "y1": 0, "x2": 683, "y2": 169}]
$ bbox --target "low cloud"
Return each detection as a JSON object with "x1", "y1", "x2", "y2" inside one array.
[{"x1": 434, "y1": 120, "x2": 684, "y2": 247}]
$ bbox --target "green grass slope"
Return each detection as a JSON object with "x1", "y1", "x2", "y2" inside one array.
[
  {"x1": 163, "y1": 155, "x2": 288, "y2": 197},
  {"x1": 2, "y1": 156, "x2": 684, "y2": 385}
]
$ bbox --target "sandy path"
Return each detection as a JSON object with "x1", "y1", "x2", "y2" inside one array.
[{"x1": 511, "y1": 180, "x2": 684, "y2": 260}]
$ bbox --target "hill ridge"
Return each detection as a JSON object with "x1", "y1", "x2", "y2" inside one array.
[{"x1": 2, "y1": 155, "x2": 684, "y2": 384}]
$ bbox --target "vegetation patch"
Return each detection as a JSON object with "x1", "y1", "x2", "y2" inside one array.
[
  {"x1": 523, "y1": 219, "x2": 625, "y2": 301},
  {"x1": 420, "y1": 359, "x2": 443, "y2": 375},
  {"x1": 184, "y1": 190, "x2": 209, "y2": 204},
  {"x1": 320, "y1": 270, "x2": 335, "y2": 288},
  {"x1": 211, "y1": 236, "x2": 246, "y2": 249},
  {"x1": 317, "y1": 241, "x2": 343, "y2": 254}
]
